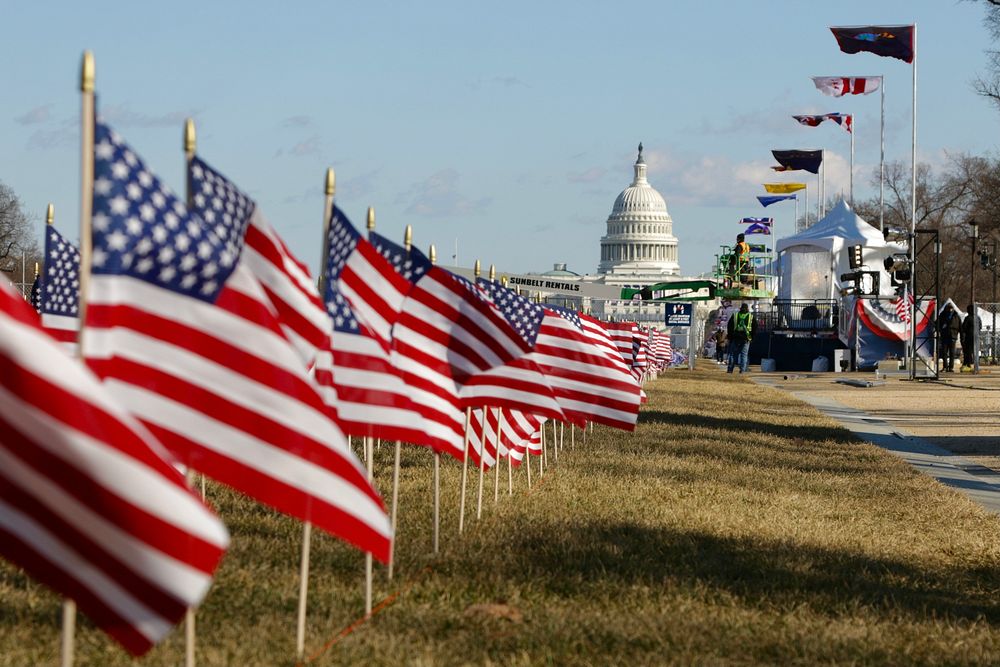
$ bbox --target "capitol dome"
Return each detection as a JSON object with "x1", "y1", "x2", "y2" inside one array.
[{"x1": 598, "y1": 143, "x2": 680, "y2": 276}]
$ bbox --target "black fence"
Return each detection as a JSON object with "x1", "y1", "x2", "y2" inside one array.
[{"x1": 755, "y1": 299, "x2": 839, "y2": 334}]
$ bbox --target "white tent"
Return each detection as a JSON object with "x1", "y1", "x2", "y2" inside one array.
[{"x1": 775, "y1": 199, "x2": 902, "y2": 300}]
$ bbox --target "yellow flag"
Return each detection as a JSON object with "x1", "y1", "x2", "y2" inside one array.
[{"x1": 763, "y1": 183, "x2": 806, "y2": 194}]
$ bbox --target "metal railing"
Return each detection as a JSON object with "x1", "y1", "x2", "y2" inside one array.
[{"x1": 755, "y1": 299, "x2": 838, "y2": 333}]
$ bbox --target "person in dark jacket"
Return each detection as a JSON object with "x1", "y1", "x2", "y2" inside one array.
[
  {"x1": 938, "y1": 303, "x2": 961, "y2": 372},
  {"x1": 712, "y1": 328, "x2": 727, "y2": 362},
  {"x1": 961, "y1": 304, "x2": 982, "y2": 370},
  {"x1": 727, "y1": 303, "x2": 755, "y2": 374}
]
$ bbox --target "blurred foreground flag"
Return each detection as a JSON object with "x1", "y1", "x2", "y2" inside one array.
[
  {"x1": 85, "y1": 122, "x2": 391, "y2": 562},
  {"x1": 0, "y1": 279, "x2": 228, "y2": 656},
  {"x1": 39, "y1": 225, "x2": 81, "y2": 354},
  {"x1": 830, "y1": 25, "x2": 914, "y2": 63},
  {"x1": 812, "y1": 76, "x2": 882, "y2": 97}
]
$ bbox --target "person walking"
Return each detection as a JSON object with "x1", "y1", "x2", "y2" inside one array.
[
  {"x1": 961, "y1": 303, "x2": 982, "y2": 371},
  {"x1": 727, "y1": 303, "x2": 755, "y2": 374},
  {"x1": 712, "y1": 327, "x2": 727, "y2": 363},
  {"x1": 938, "y1": 303, "x2": 961, "y2": 372}
]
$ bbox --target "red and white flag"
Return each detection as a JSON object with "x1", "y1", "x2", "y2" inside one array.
[
  {"x1": 0, "y1": 279, "x2": 228, "y2": 656},
  {"x1": 319, "y1": 206, "x2": 429, "y2": 444},
  {"x1": 369, "y1": 232, "x2": 531, "y2": 460},
  {"x1": 811, "y1": 76, "x2": 881, "y2": 97},
  {"x1": 85, "y1": 122, "x2": 391, "y2": 562}
]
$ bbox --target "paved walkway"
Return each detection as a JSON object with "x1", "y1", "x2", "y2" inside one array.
[{"x1": 752, "y1": 373, "x2": 1000, "y2": 516}]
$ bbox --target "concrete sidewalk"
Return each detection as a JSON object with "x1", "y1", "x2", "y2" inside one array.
[{"x1": 752, "y1": 374, "x2": 1000, "y2": 516}]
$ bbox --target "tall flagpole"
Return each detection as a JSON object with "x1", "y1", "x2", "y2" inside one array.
[
  {"x1": 849, "y1": 116, "x2": 855, "y2": 207},
  {"x1": 63, "y1": 51, "x2": 95, "y2": 667},
  {"x1": 880, "y1": 74, "x2": 886, "y2": 231},
  {"x1": 909, "y1": 25, "x2": 918, "y2": 378}
]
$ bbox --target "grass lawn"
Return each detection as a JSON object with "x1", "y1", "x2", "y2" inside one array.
[{"x1": 3, "y1": 368, "x2": 1000, "y2": 665}]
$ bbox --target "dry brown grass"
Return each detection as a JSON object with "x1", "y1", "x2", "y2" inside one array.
[{"x1": 3, "y1": 368, "x2": 1000, "y2": 665}]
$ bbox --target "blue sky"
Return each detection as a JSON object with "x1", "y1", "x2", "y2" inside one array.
[{"x1": 3, "y1": 1, "x2": 998, "y2": 277}]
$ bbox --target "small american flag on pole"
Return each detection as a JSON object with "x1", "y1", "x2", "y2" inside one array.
[
  {"x1": 39, "y1": 224, "x2": 80, "y2": 354},
  {"x1": 85, "y1": 122, "x2": 391, "y2": 561}
]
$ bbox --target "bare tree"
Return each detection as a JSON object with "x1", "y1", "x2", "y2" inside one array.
[
  {"x1": 0, "y1": 182, "x2": 41, "y2": 297},
  {"x1": 973, "y1": 0, "x2": 1000, "y2": 111}
]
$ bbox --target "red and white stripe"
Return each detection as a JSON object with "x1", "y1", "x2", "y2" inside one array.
[
  {"x1": 390, "y1": 266, "x2": 530, "y2": 459},
  {"x1": 532, "y1": 310, "x2": 641, "y2": 430},
  {"x1": 811, "y1": 75, "x2": 882, "y2": 97},
  {"x1": 41, "y1": 312, "x2": 79, "y2": 355},
  {"x1": 0, "y1": 281, "x2": 228, "y2": 656},
  {"x1": 315, "y1": 329, "x2": 431, "y2": 444},
  {"x1": 243, "y1": 214, "x2": 331, "y2": 364},
  {"x1": 467, "y1": 408, "x2": 544, "y2": 469},
  {"x1": 338, "y1": 235, "x2": 411, "y2": 352},
  {"x1": 84, "y1": 264, "x2": 392, "y2": 562}
]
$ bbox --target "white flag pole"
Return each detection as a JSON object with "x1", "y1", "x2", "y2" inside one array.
[
  {"x1": 458, "y1": 406, "x2": 472, "y2": 534},
  {"x1": 388, "y1": 439, "x2": 401, "y2": 579},
  {"x1": 525, "y1": 436, "x2": 533, "y2": 489},
  {"x1": 476, "y1": 409, "x2": 487, "y2": 519},
  {"x1": 364, "y1": 434, "x2": 374, "y2": 615},
  {"x1": 880, "y1": 75, "x2": 886, "y2": 231},
  {"x1": 428, "y1": 243, "x2": 440, "y2": 553},
  {"x1": 62, "y1": 48, "x2": 96, "y2": 667},
  {"x1": 850, "y1": 116, "x2": 855, "y2": 207},
  {"x1": 909, "y1": 26, "x2": 918, "y2": 378},
  {"x1": 493, "y1": 408, "x2": 503, "y2": 502}
]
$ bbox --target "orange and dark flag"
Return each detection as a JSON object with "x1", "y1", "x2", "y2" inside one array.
[{"x1": 830, "y1": 25, "x2": 914, "y2": 63}]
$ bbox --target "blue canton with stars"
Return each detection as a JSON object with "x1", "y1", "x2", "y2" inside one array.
[
  {"x1": 476, "y1": 279, "x2": 544, "y2": 347},
  {"x1": 324, "y1": 205, "x2": 362, "y2": 334},
  {"x1": 91, "y1": 122, "x2": 241, "y2": 302},
  {"x1": 368, "y1": 231, "x2": 431, "y2": 285},
  {"x1": 545, "y1": 304, "x2": 582, "y2": 329},
  {"x1": 41, "y1": 225, "x2": 80, "y2": 317},
  {"x1": 186, "y1": 157, "x2": 255, "y2": 261}
]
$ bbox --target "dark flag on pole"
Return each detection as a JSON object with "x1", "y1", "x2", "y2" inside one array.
[
  {"x1": 771, "y1": 149, "x2": 823, "y2": 174},
  {"x1": 830, "y1": 25, "x2": 914, "y2": 63}
]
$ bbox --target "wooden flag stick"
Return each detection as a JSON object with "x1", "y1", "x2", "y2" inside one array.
[
  {"x1": 525, "y1": 439, "x2": 532, "y2": 489},
  {"x1": 458, "y1": 406, "x2": 472, "y2": 534},
  {"x1": 507, "y1": 440, "x2": 513, "y2": 496},
  {"x1": 571, "y1": 423, "x2": 575, "y2": 450},
  {"x1": 64, "y1": 54, "x2": 93, "y2": 663},
  {"x1": 388, "y1": 439, "x2": 401, "y2": 579},
  {"x1": 365, "y1": 434, "x2": 374, "y2": 615},
  {"x1": 552, "y1": 420, "x2": 558, "y2": 462},
  {"x1": 428, "y1": 242, "x2": 441, "y2": 554},
  {"x1": 476, "y1": 408, "x2": 487, "y2": 519},
  {"x1": 540, "y1": 421, "x2": 546, "y2": 476},
  {"x1": 560, "y1": 422, "x2": 565, "y2": 452},
  {"x1": 493, "y1": 408, "x2": 503, "y2": 503},
  {"x1": 296, "y1": 521, "x2": 312, "y2": 660}
]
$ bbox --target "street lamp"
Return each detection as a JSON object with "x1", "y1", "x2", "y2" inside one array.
[
  {"x1": 979, "y1": 236, "x2": 998, "y2": 364},
  {"x1": 969, "y1": 219, "x2": 980, "y2": 373}
]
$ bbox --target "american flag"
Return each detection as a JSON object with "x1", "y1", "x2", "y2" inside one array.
[
  {"x1": 84, "y1": 122, "x2": 391, "y2": 562},
  {"x1": 39, "y1": 224, "x2": 80, "y2": 354},
  {"x1": 652, "y1": 328, "x2": 672, "y2": 368},
  {"x1": 632, "y1": 327, "x2": 649, "y2": 380},
  {"x1": 468, "y1": 279, "x2": 567, "y2": 420},
  {"x1": 188, "y1": 157, "x2": 332, "y2": 365},
  {"x1": 28, "y1": 270, "x2": 41, "y2": 312},
  {"x1": 606, "y1": 320, "x2": 638, "y2": 371},
  {"x1": 467, "y1": 408, "x2": 544, "y2": 469},
  {"x1": 319, "y1": 206, "x2": 427, "y2": 443},
  {"x1": 533, "y1": 305, "x2": 641, "y2": 430},
  {"x1": 0, "y1": 280, "x2": 228, "y2": 656},
  {"x1": 579, "y1": 312, "x2": 633, "y2": 372},
  {"x1": 369, "y1": 231, "x2": 530, "y2": 459},
  {"x1": 894, "y1": 288, "x2": 913, "y2": 323}
]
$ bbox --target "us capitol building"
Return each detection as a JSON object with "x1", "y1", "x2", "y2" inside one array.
[{"x1": 514, "y1": 143, "x2": 687, "y2": 325}]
